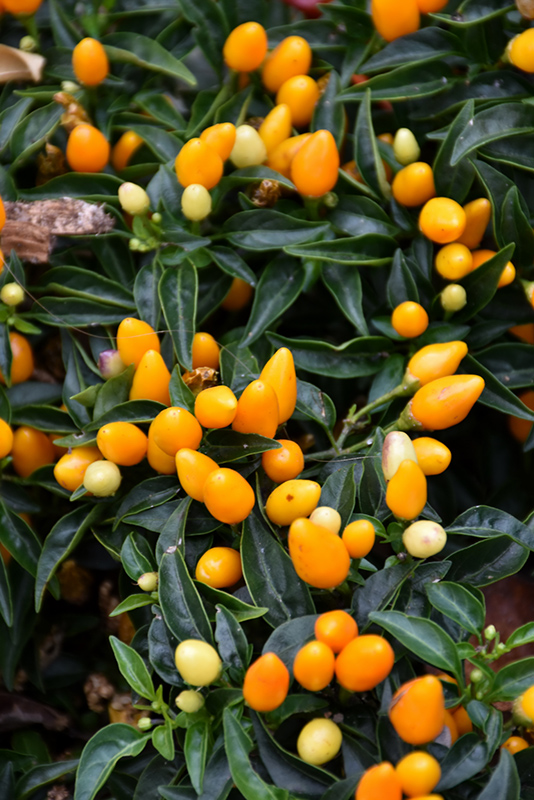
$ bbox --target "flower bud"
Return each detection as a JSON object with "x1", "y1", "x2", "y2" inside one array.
[
  {"x1": 495, "y1": 642, "x2": 508, "y2": 654},
  {"x1": 230, "y1": 125, "x2": 268, "y2": 168},
  {"x1": 470, "y1": 669, "x2": 483, "y2": 683},
  {"x1": 129, "y1": 238, "x2": 141, "y2": 251},
  {"x1": 382, "y1": 431, "x2": 418, "y2": 481},
  {"x1": 61, "y1": 80, "x2": 80, "y2": 93},
  {"x1": 151, "y1": 212, "x2": 162, "y2": 225},
  {"x1": 137, "y1": 717, "x2": 152, "y2": 731},
  {"x1": 19, "y1": 35, "x2": 37, "y2": 52},
  {"x1": 138, "y1": 572, "x2": 159, "y2": 592},
  {"x1": 441, "y1": 284, "x2": 467, "y2": 312},
  {"x1": 393, "y1": 128, "x2": 420, "y2": 166},
  {"x1": 0, "y1": 283, "x2": 24, "y2": 306},
  {"x1": 181, "y1": 184, "x2": 212, "y2": 221},
  {"x1": 98, "y1": 349, "x2": 127, "y2": 379},
  {"x1": 484, "y1": 624, "x2": 497, "y2": 641},
  {"x1": 175, "y1": 690, "x2": 205, "y2": 713},
  {"x1": 402, "y1": 520, "x2": 447, "y2": 558},
  {"x1": 118, "y1": 182, "x2": 150, "y2": 216},
  {"x1": 83, "y1": 460, "x2": 122, "y2": 496}
]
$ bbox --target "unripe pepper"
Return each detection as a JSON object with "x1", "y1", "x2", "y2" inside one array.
[
  {"x1": 381, "y1": 431, "x2": 418, "y2": 481},
  {"x1": 291, "y1": 130, "x2": 340, "y2": 197},
  {"x1": 441, "y1": 283, "x2": 467, "y2": 312},
  {"x1": 385, "y1": 459, "x2": 427, "y2": 520},
  {"x1": 393, "y1": 127, "x2": 421, "y2": 165},
  {"x1": 400, "y1": 375, "x2": 485, "y2": 431},
  {"x1": 402, "y1": 520, "x2": 447, "y2": 558},
  {"x1": 230, "y1": 125, "x2": 267, "y2": 168},
  {"x1": 405, "y1": 340, "x2": 468, "y2": 387},
  {"x1": 181, "y1": 184, "x2": 212, "y2": 221}
]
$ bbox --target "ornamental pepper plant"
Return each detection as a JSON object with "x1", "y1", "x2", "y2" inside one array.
[{"x1": 1, "y1": 1, "x2": 534, "y2": 798}]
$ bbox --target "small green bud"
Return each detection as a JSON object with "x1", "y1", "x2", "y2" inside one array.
[
  {"x1": 19, "y1": 35, "x2": 37, "y2": 52},
  {"x1": 323, "y1": 192, "x2": 338, "y2": 209},
  {"x1": 129, "y1": 238, "x2": 141, "y2": 251},
  {"x1": 495, "y1": 643, "x2": 508, "y2": 655},
  {"x1": 484, "y1": 625, "x2": 497, "y2": 641},
  {"x1": 137, "y1": 717, "x2": 152, "y2": 731},
  {"x1": 181, "y1": 184, "x2": 212, "y2": 221},
  {"x1": 441, "y1": 283, "x2": 467, "y2": 313},
  {"x1": 61, "y1": 80, "x2": 80, "y2": 93},
  {"x1": 393, "y1": 128, "x2": 420, "y2": 166},
  {"x1": 470, "y1": 669, "x2": 484, "y2": 684},
  {"x1": 476, "y1": 691, "x2": 484, "y2": 700},
  {"x1": 176, "y1": 690, "x2": 205, "y2": 713},
  {"x1": 151, "y1": 212, "x2": 162, "y2": 225}
]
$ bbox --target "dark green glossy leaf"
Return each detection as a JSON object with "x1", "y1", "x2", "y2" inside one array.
[
  {"x1": 204, "y1": 430, "x2": 281, "y2": 463},
  {"x1": 198, "y1": 584, "x2": 268, "y2": 623},
  {"x1": 10, "y1": 405, "x2": 79, "y2": 433},
  {"x1": 93, "y1": 365, "x2": 135, "y2": 421},
  {"x1": 20, "y1": 173, "x2": 123, "y2": 201},
  {"x1": 433, "y1": 100, "x2": 476, "y2": 202},
  {"x1": 87, "y1": 399, "x2": 165, "y2": 430},
  {"x1": 35, "y1": 505, "x2": 98, "y2": 612},
  {"x1": 41, "y1": 267, "x2": 135, "y2": 308},
  {"x1": 312, "y1": 70, "x2": 345, "y2": 151},
  {"x1": 16, "y1": 760, "x2": 78, "y2": 800},
  {"x1": 499, "y1": 186, "x2": 534, "y2": 268},
  {"x1": 487, "y1": 658, "x2": 534, "y2": 702},
  {"x1": 159, "y1": 547, "x2": 213, "y2": 643},
  {"x1": 223, "y1": 210, "x2": 328, "y2": 250},
  {"x1": 322, "y1": 263, "x2": 369, "y2": 335},
  {"x1": 103, "y1": 32, "x2": 196, "y2": 83},
  {"x1": 159, "y1": 259, "x2": 197, "y2": 370},
  {"x1": 262, "y1": 615, "x2": 317, "y2": 671},
  {"x1": 110, "y1": 636, "x2": 156, "y2": 701},
  {"x1": 455, "y1": 244, "x2": 515, "y2": 322},
  {"x1": 240, "y1": 257, "x2": 305, "y2": 346},
  {"x1": 241, "y1": 512, "x2": 315, "y2": 628},
  {"x1": 352, "y1": 563, "x2": 411, "y2": 631},
  {"x1": 369, "y1": 610, "x2": 463, "y2": 681},
  {"x1": 121, "y1": 532, "x2": 155, "y2": 582},
  {"x1": 446, "y1": 505, "x2": 534, "y2": 548},
  {"x1": 436, "y1": 733, "x2": 489, "y2": 791},
  {"x1": 431, "y1": 0, "x2": 514, "y2": 26},
  {"x1": 109, "y1": 594, "x2": 153, "y2": 617},
  {"x1": 477, "y1": 748, "x2": 519, "y2": 800},
  {"x1": 209, "y1": 246, "x2": 256, "y2": 286},
  {"x1": 152, "y1": 716, "x2": 175, "y2": 762},
  {"x1": 320, "y1": 464, "x2": 356, "y2": 529},
  {"x1": 387, "y1": 249, "x2": 419, "y2": 306},
  {"x1": 329, "y1": 196, "x2": 399, "y2": 239},
  {"x1": 0, "y1": 557, "x2": 12, "y2": 627},
  {"x1": 362, "y1": 27, "x2": 462, "y2": 73},
  {"x1": 215, "y1": 604, "x2": 249, "y2": 681},
  {"x1": 451, "y1": 103, "x2": 534, "y2": 166},
  {"x1": 340, "y1": 62, "x2": 454, "y2": 101},
  {"x1": 477, "y1": 344, "x2": 534, "y2": 389},
  {"x1": 116, "y1": 477, "x2": 179, "y2": 530},
  {"x1": 223, "y1": 709, "x2": 289, "y2": 800},
  {"x1": 426, "y1": 581, "x2": 485, "y2": 636},
  {"x1": 10, "y1": 103, "x2": 62, "y2": 170},
  {"x1": 506, "y1": 622, "x2": 534, "y2": 649},
  {"x1": 134, "y1": 259, "x2": 164, "y2": 332},
  {"x1": 168, "y1": 366, "x2": 195, "y2": 414},
  {"x1": 0, "y1": 502, "x2": 41, "y2": 577},
  {"x1": 267, "y1": 333, "x2": 389, "y2": 379},
  {"x1": 294, "y1": 379, "x2": 336, "y2": 431},
  {"x1": 285, "y1": 234, "x2": 395, "y2": 265},
  {"x1": 353, "y1": 90, "x2": 390, "y2": 200},
  {"x1": 74, "y1": 724, "x2": 150, "y2": 800},
  {"x1": 185, "y1": 719, "x2": 209, "y2": 794},
  {"x1": 446, "y1": 536, "x2": 529, "y2": 586},
  {"x1": 33, "y1": 297, "x2": 130, "y2": 327},
  {"x1": 148, "y1": 614, "x2": 183, "y2": 687}
]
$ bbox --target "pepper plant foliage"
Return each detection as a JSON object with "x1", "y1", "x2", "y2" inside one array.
[{"x1": 1, "y1": 0, "x2": 534, "y2": 798}]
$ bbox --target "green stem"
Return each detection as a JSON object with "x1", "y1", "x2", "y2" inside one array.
[
  {"x1": 303, "y1": 196, "x2": 322, "y2": 221},
  {"x1": 336, "y1": 383, "x2": 413, "y2": 450}
]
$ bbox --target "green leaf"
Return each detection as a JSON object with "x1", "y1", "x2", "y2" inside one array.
[
  {"x1": 10, "y1": 103, "x2": 62, "y2": 171},
  {"x1": 353, "y1": 90, "x2": 390, "y2": 200},
  {"x1": 506, "y1": 622, "x2": 534, "y2": 650},
  {"x1": 241, "y1": 512, "x2": 315, "y2": 628},
  {"x1": 87, "y1": 399, "x2": 165, "y2": 431},
  {"x1": 121, "y1": 532, "x2": 155, "y2": 582},
  {"x1": 184, "y1": 719, "x2": 210, "y2": 794},
  {"x1": 0, "y1": 557, "x2": 12, "y2": 627},
  {"x1": 159, "y1": 260, "x2": 198, "y2": 370},
  {"x1": 93, "y1": 365, "x2": 135, "y2": 424},
  {"x1": 240, "y1": 257, "x2": 305, "y2": 346},
  {"x1": 223, "y1": 709, "x2": 289, "y2": 800},
  {"x1": 329, "y1": 196, "x2": 399, "y2": 239},
  {"x1": 197, "y1": 584, "x2": 268, "y2": 623},
  {"x1": 148, "y1": 614, "x2": 182, "y2": 687},
  {"x1": 477, "y1": 749, "x2": 520, "y2": 800},
  {"x1": 451, "y1": 102, "x2": 534, "y2": 166},
  {"x1": 436, "y1": 733, "x2": 489, "y2": 791},
  {"x1": 116, "y1": 477, "x2": 179, "y2": 530},
  {"x1": 109, "y1": 594, "x2": 154, "y2": 617},
  {"x1": 499, "y1": 186, "x2": 534, "y2": 268},
  {"x1": 294, "y1": 379, "x2": 336, "y2": 431},
  {"x1": 477, "y1": 344, "x2": 534, "y2": 389},
  {"x1": 168, "y1": 366, "x2": 195, "y2": 413},
  {"x1": 10, "y1": 405, "x2": 79, "y2": 433},
  {"x1": 35, "y1": 505, "x2": 98, "y2": 612},
  {"x1": 285, "y1": 234, "x2": 395, "y2": 265},
  {"x1": 340, "y1": 62, "x2": 454, "y2": 101},
  {"x1": 446, "y1": 505, "x2": 534, "y2": 547},
  {"x1": 74, "y1": 724, "x2": 150, "y2": 800},
  {"x1": 322, "y1": 263, "x2": 369, "y2": 336},
  {"x1": 159, "y1": 548, "x2": 214, "y2": 644},
  {"x1": 0, "y1": 502, "x2": 41, "y2": 577},
  {"x1": 110, "y1": 636, "x2": 155, "y2": 701},
  {"x1": 156, "y1": 496, "x2": 192, "y2": 561},
  {"x1": 369, "y1": 610, "x2": 463, "y2": 681},
  {"x1": 204, "y1": 430, "x2": 281, "y2": 463},
  {"x1": 33, "y1": 297, "x2": 130, "y2": 327},
  {"x1": 352, "y1": 563, "x2": 411, "y2": 630},
  {"x1": 426, "y1": 582, "x2": 485, "y2": 637},
  {"x1": 320, "y1": 464, "x2": 356, "y2": 529},
  {"x1": 266, "y1": 333, "x2": 389, "y2": 379},
  {"x1": 362, "y1": 27, "x2": 462, "y2": 73},
  {"x1": 433, "y1": 99, "x2": 476, "y2": 202},
  {"x1": 15, "y1": 760, "x2": 78, "y2": 800},
  {"x1": 455, "y1": 244, "x2": 515, "y2": 322},
  {"x1": 387, "y1": 249, "x2": 419, "y2": 306},
  {"x1": 215, "y1": 600, "x2": 249, "y2": 674},
  {"x1": 312, "y1": 70, "x2": 345, "y2": 151},
  {"x1": 446, "y1": 536, "x2": 529, "y2": 586},
  {"x1": 223, "y1": 210, "x2": 329, "y2": 250},
  {"x1": 487, "y1": 657, "x2": 534, "y2": 702},
  {"x1": 262, "y1": 615, "x2": 317, "y2": 671},
  {"x1": 209, "y1": 246, "x2": 256, "y2": 286},
  {"x1": 40, "y1": 267, "x2": 135, "y2": 308},
  {"x1": 103, "y1": 32, "x2": 196, "y2": 84},
  {"x1": 134, "y1": 259, "x2": 164, "y2": 332}
]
